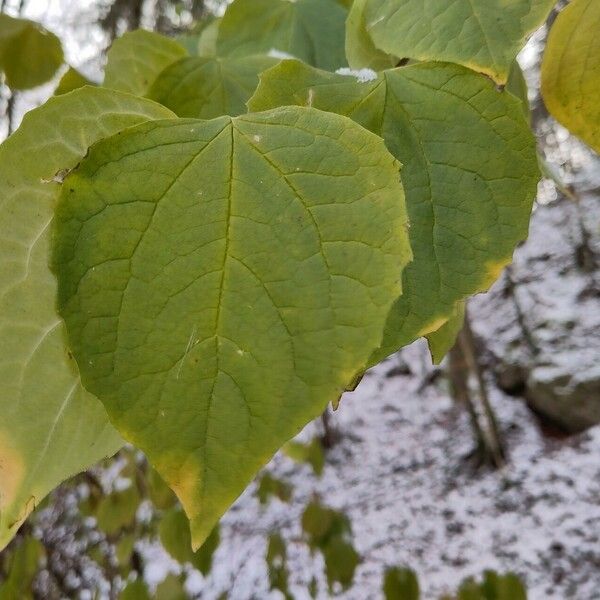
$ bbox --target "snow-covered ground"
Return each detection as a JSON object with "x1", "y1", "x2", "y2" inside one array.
[{"x1": 144, "y1": 338, "x2": 596, "y2": 600}]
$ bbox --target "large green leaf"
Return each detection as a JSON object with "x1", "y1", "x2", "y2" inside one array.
[
  {"x1": 249, "y1": 60, "x2": 539, "y2": 363},
  {"x1": 0, "y1": 87, "x2": 174, "y2": 551},
  {"x1": 103, "y1": 30, "x2": 187, "y2": 97},
  {"x1": 541, "y1": 0, "x2": 600, "y2": 153},
  {"x1": 217, "y1": 0, "x2": 348, "y2": 71},
  {"x1": 0, "y1": 14, "x2": 63, "y2": 90},
  {"x1": 351, "y1": 0, "x2": 555, "y2": 83},
  {"x1": 148, "y1": 55, "x2": 277, "y2": 119},
  {"x1": 51, "y1": 107, "x2": 411, "y2": 547}
]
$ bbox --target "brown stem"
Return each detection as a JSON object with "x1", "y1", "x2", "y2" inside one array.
[
  {"x1": 458, "y1": 309, "x2": 506, "y2": 468},
  {"x1": 321, "y1": 408, "x2": 336, "y2": 449},
  {"x1": 448, "y1": 342, "x2": 487, "y2": 458},
  {"x1": 6, "y1": 89, "x2": 15, "y2": 135},
  {"x1": 504, "y1": 265, "x2": 540, "y2": 357}
]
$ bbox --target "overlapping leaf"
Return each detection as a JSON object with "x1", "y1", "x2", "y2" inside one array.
[
  {"x1": 0, "y1": 87, "x2": 174, "y2": 551},
  {"x1": 178, "y1": 18, "x2": 221, "y2": 57},
  {"x1": 347, "y1": 0, "x2": 555, "y2": 83},
  {"x1": 0, "y1": 14, "x2": 63, "y2": 89},
  {"x1": 345, "y1": 0, "x2": 398, "y2": 72},
  {"x1": 103, "y1": 29, "x2": 187, "y2": 97},
  {"x1": 148, "y1": 55, "x2": 277, "y2": 119},
  {"x1": 217, "y1": 0, "x2": 348, "y2": 71},
  {"x1": 51, "y1": 107, "x2": 411, "y2": 547},
  {"x1": 54, "y1": 67, "x2": 94, "y2": 96},
  {"x1": 249, "y1": 60, "x2": 539, "y2": 363},
  {"x1": 159, "y1": 508, "x2": 220, "y2": 573},
  {"x1": 542, "y1": 0, "x2": 600, "y2": 153}
]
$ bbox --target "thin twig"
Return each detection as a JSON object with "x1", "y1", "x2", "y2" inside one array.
[{"x1": 458, "y1": 309, "x2": 506, "y2": 468}]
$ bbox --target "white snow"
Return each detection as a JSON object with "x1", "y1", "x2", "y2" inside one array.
[
  {"x1": 268, "y1": 48, "x2": 297, "y2": 60},
  {"x1": 335, "y1": 68, "x2": 379, "y2": 83}
]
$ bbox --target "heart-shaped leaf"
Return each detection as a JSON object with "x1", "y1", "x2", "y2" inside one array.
[
  {"x1": 249, "y1": 60, "x2": 539, "y2": 362},
  {"x1": 52, "y1": 106, "x2": 411, "y2": 547},
  {"x1": 148, "y1": 55, "x2": 278, "y2": 119},
  {"x1": 104, "y1": 29, "x2": 187, "y2": 97}
]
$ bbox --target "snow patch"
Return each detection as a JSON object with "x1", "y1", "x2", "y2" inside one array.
[
  {"x1": 335, "y1": 67, "x2": 378, "y2": 83},
  {"x1": 268, "y1": 48, "x2": 296, "y2": 60}
]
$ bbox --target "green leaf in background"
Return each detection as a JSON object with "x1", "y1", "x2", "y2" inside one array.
[
  {"x1": 346, "y1": 0, "x2": 398, "y2": 71},
  {"x1": 178, "y1": 17, "x2": 221, "y2": 57},
  {"x1": 249, "y1": 60, "x2": 539, "y2": 364},
  {"x1": 457, "y1": 579, "x2": 483, "y2": 600},
  {"x1": 148, "y1": 467, "x2": 178, "y2": 510},
  {"x1": 266, "y1": 533, "x2": 293, "y2": 599},
  {"x1": 323, "y1": 536, "x2": 360, "y2": 591},
  {"x1": 217, "y1": 0, "x2": 348, "y2": 71},
  {"x1": 353, "y1": 0, "x2": 555, "y2": 83},
  {"x1": 506, "y1": 61, "x2": 530, "y2": 120},
  {"x1": 96, "y1": 485, "x2": 140, "y2": 535},
  {"x1": 284, "y1": 437, "x2": 325, "y2": 476},
  {"x1": 148, "y1": 55, "x2": 277, "y2": 119},
  {"x1": 51, "y1": 106, "x2": 411, "y2": 548},
  {"x1": 383, "y1": 566, "x2": 420, "y2": 600},
  {"x1": 197, "y1": 19, "x2": 221, "y2": 57},
  {"x1": 480, "y1": 571, "x2": 527, "y2": 600},
  {"x1": 0, "y1": 14, "x2": 63, "y2": 90},
  {"x1": 159, "y1": 508, "x2": 220, "y2": 574},
  {"x1": 542, "y1": 0, "x2": 600, "y2": 154},
  {"x1": 0, "y1": 87, "x2": 174, "y2": 551},
  {"x1": 116, "y1": 533, "x2": 136, "y2": 569},
  {"x1": 301, "y1": 500, "x2": 359, "y2": 591},
  {"x1": 155, "y1": 575, "x2": 188, "y2": 600},
  {"x1": 257, "y1": 473, "x2": 292, "y2": 504},
  {"x1": 0, "y1": 537, "x2": 44, "y2": 600},
  {"x1": 457, "y1": 571, "x2": 527, "y2": 600},
  {"x1": 54, "y1": 67, "x2": 94, "y2": 96},
  {"x1": 302, "y1": 500, "x2": 350, "y2": 549},
  {"x1": 119, "y1": 579, "x2": 151, "y2": 600},
  {"x1": 103, "y1": 29, "x2": 187, "y2": 97},
  {"x1": 426, "y1": 301, "x2": 465, "y2": 365}
]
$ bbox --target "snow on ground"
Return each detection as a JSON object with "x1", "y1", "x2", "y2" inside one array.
[{"x1": 145, "y1": 338, "x2": 600, "y2": 600}]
